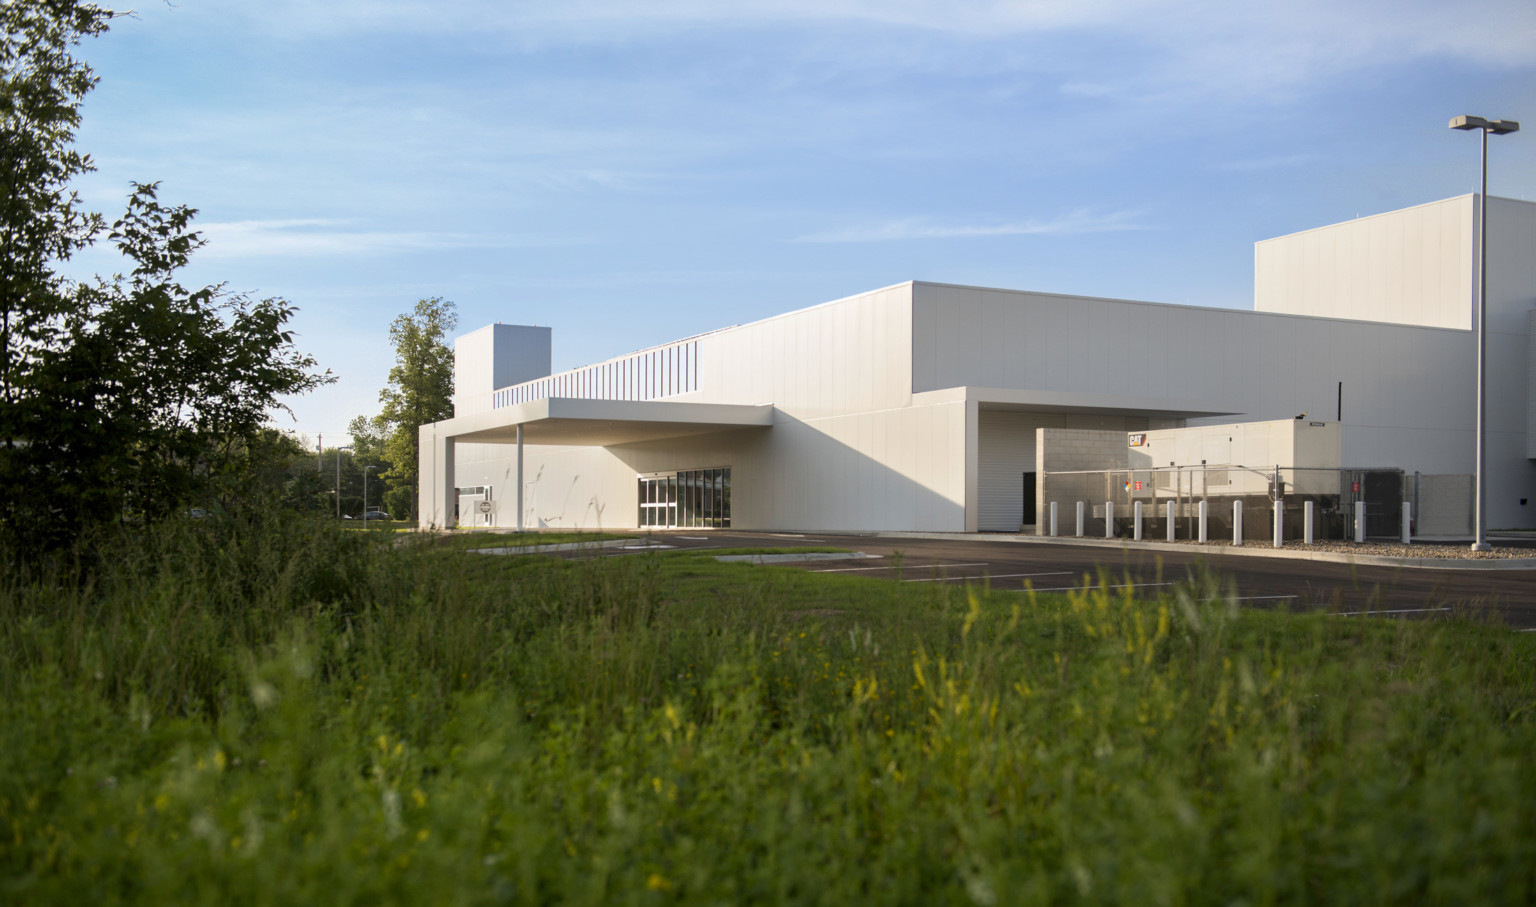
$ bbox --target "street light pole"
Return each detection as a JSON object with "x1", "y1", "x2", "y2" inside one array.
[
  {"x1": 1450, "y1": 115, "x2": 1520, "y2": 552},
  {"x1": 335, "y1": 445, "x2": 353, "y2": 522}
]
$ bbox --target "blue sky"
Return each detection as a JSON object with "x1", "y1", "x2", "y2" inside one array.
[{"x1": 64, "y1": 0, "x2": 1536, "y2": 443}]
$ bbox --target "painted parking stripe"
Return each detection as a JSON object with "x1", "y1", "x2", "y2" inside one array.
[
  {"x1": 811, "y1": 561, "x2": 986, "y2": 574},
  {"x1": 1019, "y1": 581, "x2": 1175, "y2": 593},
  {"x1": 1336, "y1": 606, "x2": 1451, "y2": 616},
  {"x1": 604, "y1": 545, "x2": 721, "y2": 556},
  {"x1": 905, "y1": 571, "x2": 1073, "y2": 583}
]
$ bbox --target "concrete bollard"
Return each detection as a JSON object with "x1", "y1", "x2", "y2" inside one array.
[
  {"x1": 1166, "y1": 500, "x2": 1176, "y2": 541},
  {"x1": 1233, "y1": 500, "x2": 1244, "y2": 546},
  {"x1": 1273, "y1": 498, "x2": 1284, "y2": 548},
  {"x1": 1133, "y1": 501, "x2": 1143, "y2": 541},
  {"x1": 1354, "y1": 501, "x2": 1367, "y2": 543},
  {"x1": 1049, "y1": 501, "x2": 1058, "y2": 537},
  {"x1": 1198, "y1": 500, "x2": 1208, "y2": 543},
  {"x1": 1076, "y1": 501, "x2": 1085, "y2": 537},
  {"x1": 1401, "y1": 501, "x2": 1412, "y2": 545},
  {"x1": 1303, "y1": 500, "x2": 1314, "y2": 544},
  {"x1": 1105, "y1": 501, "x2": 1115, "y2": 539}
]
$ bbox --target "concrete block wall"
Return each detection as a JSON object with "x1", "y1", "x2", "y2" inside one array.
[{"x1": 1035, "y1": 428, "x2": 1129, "y2": 535}]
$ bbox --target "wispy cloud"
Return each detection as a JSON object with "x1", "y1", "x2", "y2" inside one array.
[
  {"x1": 1215, "y1": 153, "x2": 1324, "y2": 173},
  {"x1": 218, "y1": 0, "x2": 1536, "y2": 70},
  {"x1": 791, "y1": 209, "x2": 1150, "y2": 243},
  {"x1": 193, "y1": 219, "x2": 577, "y2": 259}
]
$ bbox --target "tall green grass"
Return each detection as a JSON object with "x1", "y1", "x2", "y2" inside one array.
[{"x1": 2, "y1": 515, "x2": 1534, "y2": 904}]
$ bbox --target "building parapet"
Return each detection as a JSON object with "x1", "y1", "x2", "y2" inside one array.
[{"x1": 495, "y1": 339, "x2": 699, "y2": 407}]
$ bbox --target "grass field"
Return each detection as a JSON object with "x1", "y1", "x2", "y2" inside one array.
[{"x1": 3, "y1": 515, "x2": 1534, "y2": 904}]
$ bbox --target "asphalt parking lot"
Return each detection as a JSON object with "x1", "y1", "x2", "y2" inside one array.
[{"x1": 581, "y1": 530, "x2": 1536, "y2": 630}]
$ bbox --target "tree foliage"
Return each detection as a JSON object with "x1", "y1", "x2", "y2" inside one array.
[
  {"x1": 0, "y1": 1, "x2": 332, "y2": 553},
  {"x1": 346, "y1": 413, "x2": 390, "y2": 468},
  {"x1": 375, "y1": 297, "x2": 456, "y2": 520}
]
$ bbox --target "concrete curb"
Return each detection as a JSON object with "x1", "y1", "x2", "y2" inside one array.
[{"x1": 818, "y1": 530, "x2": 1536, "y2": 571}]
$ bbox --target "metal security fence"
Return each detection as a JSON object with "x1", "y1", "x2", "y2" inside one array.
[{"x1": 1035, "y1": 466, "x2": 1454, "y2": 543}]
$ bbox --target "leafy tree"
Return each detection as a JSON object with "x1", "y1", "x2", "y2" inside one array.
[
  {"x1": 0, "y1": 2, "x2": 332, "y2": 553},
  {"x1": 0, "y1": 0, "x2": 108, "y2": 402},
  {"x1": 376, "y1": 297, "x2": 456, "y2": 521},
  {"x1": 346, "y1": 412, "x2": 390, "y2": 467},
  {"x1": 343, "y1": 412, "x2": 394, "y2": 515}
]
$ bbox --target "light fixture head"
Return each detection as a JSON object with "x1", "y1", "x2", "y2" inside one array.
[{"x1": 1450, "y1": 115, "x2": 1521, "y2": 134}]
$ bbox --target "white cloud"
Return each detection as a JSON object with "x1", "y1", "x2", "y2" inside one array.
[
  {"x1": 193, "y1": 219, "x2": 574, "y2": 259},
  {"x1": 151, "y1": 0, "x2": 1533, "y2": 124},
  {"x1": 791, "y1": 209, "x2": 1149, "y2": 243}
]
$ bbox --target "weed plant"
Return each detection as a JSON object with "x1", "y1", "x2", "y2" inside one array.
[{"x1": 2, "y1": 515, "x2": 1534, "y2": 904}]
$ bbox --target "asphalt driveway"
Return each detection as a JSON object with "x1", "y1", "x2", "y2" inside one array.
[{"x1": 583, "y1": 530, "x2": 1536, "y2": 630}]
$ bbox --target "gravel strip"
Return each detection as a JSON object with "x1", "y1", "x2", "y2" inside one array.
[{"x1": 1146, "y1": 537, "x2": 1526, "y2": 559}]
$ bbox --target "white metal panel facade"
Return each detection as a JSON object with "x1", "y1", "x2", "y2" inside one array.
[
  {"x1": 1529, "y1": 309, "x2": 1536, "y2": 459},
  {"x1": 908, "y1": 275, "x2": 1536, "y2": 528},
  {"x1": 1254, "y1": 195, "x2": 1474, "y2": 330},
  {"x1": 443, "y1": 399, "x2": 969, "y2": 533},
  {"x1": 423, "y1": 197, "x2": 1536, "y2": 533},
  {"x1": 978, "y1": 411, "x2": 1037, "y2": 531}
]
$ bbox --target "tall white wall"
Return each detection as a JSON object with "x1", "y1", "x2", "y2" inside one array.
[
  {"x1": 911, "y1": 280, "x2": 1536, "y2": 528},
  {"x1": 1254, "y1": 196, "x2": 1475, "y2": 330},
  {"x1": 1253, "y1": 196, "x2": 1536, "y2": 528},
  {"x1": 686, "y1": 283, "x2": 915, "y2": 417},
  {"x1": 450, "y1": 401, "x2": 968, "y2": 532},
  {"x1": 442, "y1": 284, "x2": 968, "y2": 531},
  {"x1": 451, "y1": 440, "x2": 630, "y2": 531}
]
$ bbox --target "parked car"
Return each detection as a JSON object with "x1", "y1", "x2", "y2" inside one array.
[{"x1": 362, "y1": 510, "x2": 391, "y2": 522}]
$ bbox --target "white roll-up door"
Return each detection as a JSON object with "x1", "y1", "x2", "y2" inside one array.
[{"x1": 978, "y1": 411, "x2": 1038, "y2": 531}]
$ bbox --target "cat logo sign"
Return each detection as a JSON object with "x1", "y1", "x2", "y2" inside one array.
[{"x1": 1128, "y1": 433, "x2": 1148, "y2": 447}]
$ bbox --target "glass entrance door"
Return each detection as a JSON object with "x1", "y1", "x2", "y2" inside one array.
[
  {"x1": 639, "y1": 468, "x2": 731, "y2": 528},
  {"x1": 638, "y1": 474, "x2": 677, "y2": 528}
]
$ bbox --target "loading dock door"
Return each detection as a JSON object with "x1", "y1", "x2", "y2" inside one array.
[{"x1": 978, "y1": 411, "x2": 1037, "y2": 530}]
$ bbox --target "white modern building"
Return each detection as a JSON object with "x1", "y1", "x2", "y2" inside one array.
[{"x1": 420, "y1": 195, "x2": 1536, "y2": 534}]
